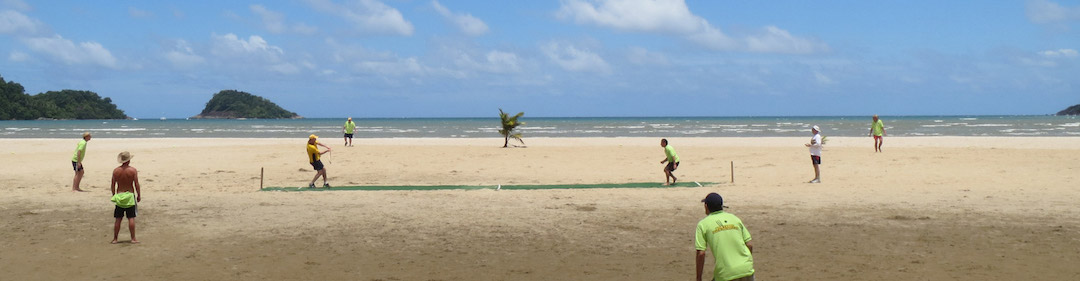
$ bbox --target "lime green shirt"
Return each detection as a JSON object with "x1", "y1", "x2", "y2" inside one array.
[
  {"x1": 872, "y1": 119, "x2": 885, "y2": 136},
  {"x1": 695, "y1": 211, "x2": 754, "y2": 281},
  {"x1": 664, "y1": 145, "x2": 680, "y2": 163},
  {"x1": 344, "y1": 121, "x2": 356, "y2": 134},
  {"x1": 72, "y1": 139, "x2": 87, "y2": 162}
]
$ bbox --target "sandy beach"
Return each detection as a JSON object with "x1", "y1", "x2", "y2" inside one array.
[{"x1": 1, "y1": 136, "x2": 1078, "y2": 280}]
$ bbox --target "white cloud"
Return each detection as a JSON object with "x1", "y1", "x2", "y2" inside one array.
[
  {"x1": 446, "y1": 47, "x2": 522, "y2": 73},
  {"x1": 8, "y1": 50, "x2": 28, "y2": 61},
  {"x1": 164, "y1": 39, "x2": 205, "y2": 68},
  {"x1": 270, "y1": 63, "x2": 300, "y2": 75},
  {"x1": 431, "y1": 1, "x2": 488, "y2": 36},
  {"x1": 306, "y1": 0, "x2": 413, "y2": 36},
  {"x1": 556, "y1": 0, "x2": 825, "y2": 54},
  {"x1": 210, "y1": 33, "x2": 284, "y2": 62},
  {"x1": 626, "y1": 46, "x2": 668, "y2": 65},
  {"x1": 0, "y1": 9, "x2": 42, "y2": 35},
  {"x1": 1039, "y1": 48, "x2": 1079, "y2": 58},
  {"x1": 250, "y1": 4, "x2": 317, "y2": 35},
  {"x1": 1026, "y1": 0, "x2": 1080, "y2": 24},
  {"x1": 746, "y1": 26, "x2": 828, "y2": 54},
  {"x1": 129, "y1": 7, "x2": 152, "y2": 19},
  {"x1": 22, "y1": 35, "x2": 118, "y2": 68},
  {"x1": 541, "y1": 42, "x2": 610, "y2": 73}
]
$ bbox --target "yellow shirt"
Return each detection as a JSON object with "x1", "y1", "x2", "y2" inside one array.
[
  {"x1": 72, "y1": 139, "x2": 87, "y2": 162},
  {"x1": 307, "y1": 142, "x2": 320, "y2": 163}
]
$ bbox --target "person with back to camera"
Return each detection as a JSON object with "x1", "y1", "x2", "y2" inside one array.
[{"x1": 695, "y1": 192, "x2": 755, "y2": 281}]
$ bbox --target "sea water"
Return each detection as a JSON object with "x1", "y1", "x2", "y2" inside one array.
[{"x1": 2, "y1": 116, "x2": 1078, "y2": 138}]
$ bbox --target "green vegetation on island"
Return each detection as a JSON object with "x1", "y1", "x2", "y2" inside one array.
[
  {"x1": 1057, "y1": 104, "x2": 1080, "y2": 116},
  {"x1": 193, "y1": 90, "x2": 299, "y2": 119},
  {"x1": 498, "y1": 108, "x2": 525, "y2": 148},
  {"x1": 0, "y1": 76, "x2": 128, "y2": 120}
]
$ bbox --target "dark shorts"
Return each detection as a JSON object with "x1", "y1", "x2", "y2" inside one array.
[
  {"x1": 811, "y1": 155, "x2": 822, "y2": 165},
  {"x1": 874, "y1": 135, "x2": 883, "y2": 141},
  {"x1": 114, "y1": 205, "x2": 137, "y2": 218},
  {"x1": 344, "y1": 133, "x2": 354, "y2": 138},
  {"x1": 311, "y1": 160, "x2": 325, "y2": 171},
  {"x1": 666, "y1": 161, "x2": 679, "y2": 172},
  {"x1": 71, "y1": 161, "x2": 83, "y2": 171}
]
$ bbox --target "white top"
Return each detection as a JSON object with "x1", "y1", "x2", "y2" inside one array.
[{"x1": 809, "y1": 133, "x2": 823, "y2": 156}]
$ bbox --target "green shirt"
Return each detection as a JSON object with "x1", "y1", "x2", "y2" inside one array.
[
  {"x1": 871, "y1": 119, "x2": 885, "y2": 136},
  {"x1": 344, "y1": 121, "x2": 356, "y2": 134},
  {"x1": 72, "y1": 139, "x2": 87, "y2": 162},
  {"x1": 695, "y1": 211, "x2": 754, "y2": 281},
  {"x1": 664, "y1": 145, "x2": 680, "y2": 163}
]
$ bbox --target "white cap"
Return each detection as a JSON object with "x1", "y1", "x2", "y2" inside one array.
[{"x1": 812, "y1": 125, "x2": 820, "y2": 131}]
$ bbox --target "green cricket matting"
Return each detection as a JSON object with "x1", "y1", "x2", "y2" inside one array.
[{"x1": 261, "y1": 181, "x2": 716, "y2": 192}]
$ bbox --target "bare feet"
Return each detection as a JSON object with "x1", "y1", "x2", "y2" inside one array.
[
  {"x1": 111, "y1": 240, "x2": 118, "y2": 244},
  {"x1": 130, "y1": 239, "x2": 139, "y2": 244},
  {"x1": 72, "y1": 189, "x2": 86, "y2": 192}
]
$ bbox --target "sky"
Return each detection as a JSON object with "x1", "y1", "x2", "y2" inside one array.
[{"x1": 1, "y1": 0, "x2": 1078, "y2": 118}]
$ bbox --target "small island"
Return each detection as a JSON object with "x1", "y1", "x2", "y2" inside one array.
[
  {"x1": 192, "y1": 90, "x2": 300, "y2": 119},
  {"x1": 0, "y1": 76, "x2": 128, "y2": 120},
  {"x1": 1057, "y1": 104, "x2": 1080, "y2": 116}
]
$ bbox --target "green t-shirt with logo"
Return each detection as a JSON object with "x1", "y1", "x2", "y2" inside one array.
[
  {"x1": 664, "y1": 145, "x2": 680, "y2": 163},
  {"x1": 344, "y1": 121, "x2": 356, "y2": 134},
  {"x1": 72, "y1": 139, "x2": 87, "y2": 162},
  {"x1": 872, "y1": 119, "x2": 885, "y2": 136},
  {"x1": 695, "y1": 211, "x2": 754, "y2": 281}
]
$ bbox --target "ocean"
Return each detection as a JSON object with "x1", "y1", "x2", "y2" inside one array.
[{"x1": 2, "y1": 116, "x2": 1078, "y2": 138}]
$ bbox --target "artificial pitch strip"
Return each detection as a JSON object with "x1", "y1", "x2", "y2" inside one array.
[{"x1": 261, "y1": 181, "x2": 713, "y2": 192}]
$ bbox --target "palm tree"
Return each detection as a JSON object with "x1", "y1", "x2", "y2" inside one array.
[{"x1": 498, "y1": 108, "x2": 525, "y2": 148}]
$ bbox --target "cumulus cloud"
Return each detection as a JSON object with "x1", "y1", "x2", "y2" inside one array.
[
  {"x1": 431, "y1": 1, "x2": 488, "y2": 36},
  {"x1": 1026, "y1": 0, "x2": 1080, "y2": 24},
  {"x1": 557, "y1": 0, "x2": 825, "y2": 54},
  {"x1": 164, "y1": 39, "x2": 205, "y2": 68},
  {"x1": 354, "y1": 57, "x2": 426, "y2": 76},
  {"x1": 250, "y1": 4, "x2": 318, "y2": 35},
  {"x1": 541, "y1": 42, "x2": 610, "y2": 73},
  {"x1": 210, "y1": 33, "x2": 284, "y2": 62},
  {"x1": 306, "y1": 0, "x2": 413, "y2": 36},
  {"x1": 445, "y1": 46, "x2": 521, "y2": 73},
  {"x1": 21, "y1": 35, "x2": 119, "y2": 68},
  {"x1": 0, "y1": 9, "x2": 43, "y2": 35},
  {"x1": 129, "y1": 7, "x2": 153, "y2": 18}
]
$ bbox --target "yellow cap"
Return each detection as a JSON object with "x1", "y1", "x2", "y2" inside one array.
[
  {"x1": 347, "y1": 117, "x2": 352, "y2": 121},
  {"x1": 309, "y1": 134, "x2": 318, "y2": 139},
  {"x1": 82, "y1": 132, "x2": 91, "y2": 137}
]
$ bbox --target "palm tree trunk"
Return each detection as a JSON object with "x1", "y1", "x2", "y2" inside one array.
[{"x1": 503, "y1": 135, "x2": 509, "y2": 148}]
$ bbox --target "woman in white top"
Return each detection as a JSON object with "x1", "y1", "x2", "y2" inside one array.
[{"x1": 804, "y1": 125, "x2": 823, "y2": 183}]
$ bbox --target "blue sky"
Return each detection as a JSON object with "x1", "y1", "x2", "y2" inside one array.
[{"x1": 1, "y1": 0, "x2": 1078, "y2": 118}]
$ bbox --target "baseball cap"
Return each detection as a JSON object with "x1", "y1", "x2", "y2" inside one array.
[
  {"x1": 701, "y1": 192, "x2": 724, "y2": 211},
  {"x1": 347, "y1": 117, "x2": 352, "y2": 121},
  {"x1": 82, "y1": 132, "x2": 91, "y2": 137},
  {"x1": 309, "y1": 134, "x2": 318, "y2": 139}
]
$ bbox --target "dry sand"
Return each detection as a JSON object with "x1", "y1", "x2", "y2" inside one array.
[{"x1": 1, "y1": 137, "x2": 1079, "y2": 280}]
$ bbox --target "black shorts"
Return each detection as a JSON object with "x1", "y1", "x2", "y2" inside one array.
[
  {"x1": 72, "y1": 161, "x2": 83, "y2": 171},
  {"x1": 811, "y1": 155, "x2": 821, "y2": 165},
  {"x1": 666, "y1": 161, "x2": 679, "y2": 172},
  {"x1": 344, "y1": 133, "x2": 354, "y2": 138},
  {"x1": 114, "y1": 205, "x2": 137, "y2": 218},
  {"x1": 311, "y1": 160, "x2": 325, "y2": 171}
]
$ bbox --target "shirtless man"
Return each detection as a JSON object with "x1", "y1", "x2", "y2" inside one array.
[{"x1": 110, "y1": 151, "x2": 141, "y2": 244}]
